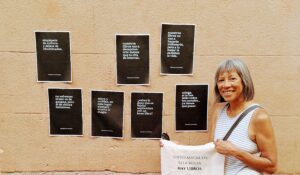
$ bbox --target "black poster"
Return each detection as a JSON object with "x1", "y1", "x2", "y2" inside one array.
[
  {"x1": 116, "y1": 35, "x2": 149, "y2": 85},
  {"x1": 48, "y1": 88, "x2": 82, "y2": 136},
  {"x1": 91, "y1": 90, "x2": 124, "y2": 138},
  {"x1": 161, "y1": 24, "x2": 195, "y2": 75},
  {"x1": 35, "y1": 31, "x2": 71, "y2": 82},
  {"x1": 131, "y1": 92, "x2": 163, "y2": 139},
  {"x1": 176, "y1": 85, "x2": 208, "y2": 131}
]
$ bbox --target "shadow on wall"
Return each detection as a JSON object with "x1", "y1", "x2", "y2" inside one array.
[{"x1": 0, "y1": 148, "x2": 3, "y2": 173}]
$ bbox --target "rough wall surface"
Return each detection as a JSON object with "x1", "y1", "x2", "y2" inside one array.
[{"x1": 0, "y1": 0, "x2": 299, "y2": 174}]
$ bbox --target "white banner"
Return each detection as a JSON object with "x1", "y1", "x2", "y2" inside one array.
[{"x1": 161, "y1": 140, "x2": 225, "y2": 175}]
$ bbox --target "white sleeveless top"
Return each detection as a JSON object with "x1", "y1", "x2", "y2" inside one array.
[{"x1": 214, "y1": 104, "x2": 262, "y2": 175}]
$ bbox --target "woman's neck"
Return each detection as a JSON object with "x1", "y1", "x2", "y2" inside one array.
[{"x1": 227, "y1": 100, "x2": 252, "y2": 117}]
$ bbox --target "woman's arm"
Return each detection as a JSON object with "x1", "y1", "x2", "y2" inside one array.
[
  {"x1": 215, "y1": 108, "x2": 277, "y2": 174},
  {"x1": 209, "y1": 102, "x2": 226, "y2": 141}
]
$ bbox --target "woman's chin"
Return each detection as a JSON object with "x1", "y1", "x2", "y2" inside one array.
[{"x1": 223, "y1": 97, "x2": 233, "y2": 102}]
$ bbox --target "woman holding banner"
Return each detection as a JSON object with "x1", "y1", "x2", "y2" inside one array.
[
  {"x1": 160, "y1": 58, "x2": 277, "y2": 174},
  {"x1": 212, "y1": 58, "x2": 277, "y2": 174}
]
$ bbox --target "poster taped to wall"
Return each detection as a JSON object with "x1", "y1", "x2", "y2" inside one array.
[
  {"x1": 35, "y1": 31, "x2": 72, "y2": 82},
  {"x1": 161, "y1": 24, "x2": 195, "y2": 75},
  {"x1": 131, "y1": 92, "x2": 163, "y2": 139},
  {"x1": 116, "y1": 34, "x2": 150, "y2": 85},
  {"x1": 91, "y1": 90, "x2": 124, "y2": 138},
  {"x1": 176, "y1": 84, "x2": 208, "y2": 131},
  {"x1": 48, "y1": 88, "x2": 82, "y2": 136},
  {"x1": 161, "y1": 139, "x2": 225, "y2": 175}
]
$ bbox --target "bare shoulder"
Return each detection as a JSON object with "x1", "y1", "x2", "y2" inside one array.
[
  {"x1": 209, "y1": 102, "x2": 227, "y2": 141},
  {"x1": 251, "y1": 107, "x2": 273, "y2": 133},
  {"x1": 211, "y1": 102, "x2": 227, "y2": 121},
  {"x1": 252, "y1": 107, "x2": 270, "y2": 123},
  {"x1": 212, "y1": 102, "x2": 227, "y2": 113}
]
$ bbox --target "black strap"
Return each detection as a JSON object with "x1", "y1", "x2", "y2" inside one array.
[
  {"x1": 161, "y1": 132, "x2": 170, "y2": 140},
  {"x1": 223, "y1": 105, "x2": 260, "y2": 141}
]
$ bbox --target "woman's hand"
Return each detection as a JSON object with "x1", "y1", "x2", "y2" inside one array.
[
  {"x1": 214, "y1": 139, "x2": 239, "y2": 156},
  {"x1": 159, "y1": 139, "x2": 164, "y2": 147}
]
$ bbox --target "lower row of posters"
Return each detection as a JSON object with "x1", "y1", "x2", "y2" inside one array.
[{"x1": 48, "y1": 84, "x2": 208, "y2": 138}]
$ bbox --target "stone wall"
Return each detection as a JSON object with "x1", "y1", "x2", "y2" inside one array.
[{"x1": 0, "y1": 0, "x2": 299, "y2": 174}]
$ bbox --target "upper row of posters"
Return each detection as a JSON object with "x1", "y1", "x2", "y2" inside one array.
[{"x1": 35, "y1": 24, "x2": 195, "y2": 83}]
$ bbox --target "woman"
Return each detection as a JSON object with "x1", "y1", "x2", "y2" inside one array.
[{"x1": 212, "y1": 58, "x2": 277, "y2": 174}]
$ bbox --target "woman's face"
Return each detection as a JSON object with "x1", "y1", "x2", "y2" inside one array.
[{"x1": 217, "y1": 70, "x2": 244, "y2": 103}]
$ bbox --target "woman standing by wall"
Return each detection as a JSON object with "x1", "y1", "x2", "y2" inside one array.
[{"x1": 212, "y1": 58, "x2": 277, "y2": 174}]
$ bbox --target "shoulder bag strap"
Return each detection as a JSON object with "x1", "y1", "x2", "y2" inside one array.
[{"x1": 223, "y1": 104, "x2": 260, "y2": 141}]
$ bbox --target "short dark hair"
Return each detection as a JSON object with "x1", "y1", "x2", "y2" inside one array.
[{"x1": 214, "y1": 58, "x2": 255, "y2": 103}]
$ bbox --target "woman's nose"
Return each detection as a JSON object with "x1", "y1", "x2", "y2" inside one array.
[{"x1": 223, "y1": 80, "x2": 231, "y2": 87}]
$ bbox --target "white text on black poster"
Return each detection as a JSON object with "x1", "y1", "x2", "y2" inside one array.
[
  {"x1": 161, "y1": 24, "x2": 195, "y2": 74},
  {"x1": 48, "y1": 88, "x2": 82, "y2": 135},
  {"x1": 131, "y1": 92, "x2": 163, "y2": 138},
  {"x1": 176, "y1": 85, "x2": 208, "y2": 131},
  {"x1": 91, "y1": 91, "x2": 124, "y2": 138},
  {"x1": 36, "y1": 32, "x2": 71, "y2": 82},
  {"x1": 116, "y1": 35, "x2": 149, "y2": 85}
]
